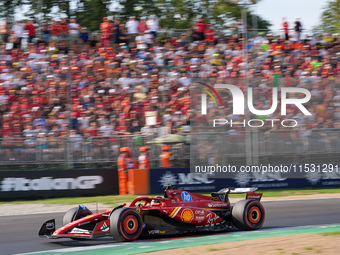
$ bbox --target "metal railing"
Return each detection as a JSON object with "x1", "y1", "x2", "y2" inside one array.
[
  {"x1": 1, "y1": 129, "x2": 340, "y2": 170},
  {"x1": 7, "y1": 27, "x2": 335, "y2": 52},
  {"x1": 190, "y1": 128, "x2": 340, "y2": 167},
  {"x1": 0, "y1": 133, "x2": 190, "y2": 170}
]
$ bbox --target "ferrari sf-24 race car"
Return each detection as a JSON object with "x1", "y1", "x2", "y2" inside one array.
[{"x1": 39, "y1": 186, "x2": 265, "y2": 241}]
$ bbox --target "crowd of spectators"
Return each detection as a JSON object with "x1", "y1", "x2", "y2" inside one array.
[{"x1": 0, "y1": 15, "x2": 339, "y2": 148}]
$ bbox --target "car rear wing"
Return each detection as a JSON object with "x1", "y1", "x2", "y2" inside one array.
[
  {"x1": 212, "y1": 187, "x2": 263, "y2": 202},
  {"x1": 218, "y1": 187, "x2": 258, "y2": 194}
]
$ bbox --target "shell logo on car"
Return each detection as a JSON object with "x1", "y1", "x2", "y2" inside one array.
[{"x1": 181, "y1": 209, "x2": 193, "y2": 222}]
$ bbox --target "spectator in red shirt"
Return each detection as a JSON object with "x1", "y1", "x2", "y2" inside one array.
[
  {"x1": 100, "y1": 17, "x2": 112, "y2": 47},
  {"x1": 204, "y1": 24, "x2": 216, "y2": 42},
  {"x1": 193, "y1": 18, "x2": 207, "y2": 41},
  {"x1": 138, "y1": 17, "x2": 148, "y2": 33},
  {"x1": 282, "y1": 17, "x2": 289, "y2": 41},
  {"x1": 85, "y1": 121, "x2": 98, "y2": 137},
  {"x1": 59, "y1": 18, "x2": 69, "y2": 40},
  {"x1": 25, "y1": 19, "x2": 36, "y2": 43},
  {"x1": 51, "y1": 20, "x2": 60, "y2": 41},
  {"x1": 115, "y1": 119, "x2": 130, "y2": 134},
  {"x1": 2, "y1": 122, "x2": 13, "y2": 136}
]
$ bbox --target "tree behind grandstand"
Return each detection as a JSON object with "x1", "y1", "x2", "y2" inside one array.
[
  {"x1": 0, "y1": 0, "x2": 270, "y2": 31},
  {"x1": 317, "y1": 0, "x2": 340, "y2": 31}
]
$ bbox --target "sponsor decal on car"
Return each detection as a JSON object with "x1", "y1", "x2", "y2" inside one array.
[
  {"x1": 195, "y1": 210, "x2": 205, "y2": 215},
  {"x1": 181, "y1": 208, "x2": 194, "y2": 223},
  {"x1": 70, "y1": 228, "x2": 90, "y2": 234},
  {"x1": 207, "y1": 203, "x2": 228, "y2": 208},
  {"x1": 169, "y1": 207, "x2": 181, "y2": 218},
  {"x1": 78, "y1": 221, "x2": 90, "y2": 226},
  {"x1": 99, "y1": 221, "x2": 109, "y2": 232},
  {"x1": 148, "y1": 230, "x2": 160, "y2": 234},
  {"x1": 246, "y1": 194, "x2": 262, "y2": 199},
  {"x1": 206, "y1": 213, "x2": 220, "y2": 224},
  {"x1": 148, "y1": 230, "x2": 166, "y2": 234},
  {"x1": 195, "y1": 216, "x2": 205, "y2": 221},
  {"x1": 181, "y1": 191, "x2": 192, "y2": 201}
]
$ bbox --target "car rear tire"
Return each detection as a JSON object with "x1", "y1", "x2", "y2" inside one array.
[
  {"x1": 231, "y1": 199, "x2": 265, "y2": 230},
  {"x1": 110, "y1": 208, "x2": 143, "y2": 242}
]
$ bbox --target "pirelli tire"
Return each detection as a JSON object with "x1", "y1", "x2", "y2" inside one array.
[
  {"x1": 231, "y1": 199, "x2": 265, "y2": 231},
  {"x1": 110, "y1": 208, "x2": 143, "y2": 242}
]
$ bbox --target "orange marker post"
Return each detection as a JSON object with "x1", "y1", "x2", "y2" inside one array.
[{"x1": 118, "y1": 147, "x2": 129, "y2": 195}]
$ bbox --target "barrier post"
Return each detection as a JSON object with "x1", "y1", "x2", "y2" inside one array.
[
  {"x1": 118, "y1": 170, "x2": 128, "y2": 195},
  {"x1": 128, "y1": 168, "x2": 149, "y2": 195}
]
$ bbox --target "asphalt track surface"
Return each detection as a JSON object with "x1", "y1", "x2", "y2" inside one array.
[{"x1": 1, "y1": 198, "x2": 340, "y2": 255}]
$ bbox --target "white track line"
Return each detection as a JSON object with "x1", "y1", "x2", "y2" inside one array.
[{"x1": 19, "y1": 240, "x2": 149, "y2": 255}]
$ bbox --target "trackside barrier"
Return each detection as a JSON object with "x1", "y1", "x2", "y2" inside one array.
[
  {"x1": 149, "y1": 168, "x2": 340, "y2": 194},
  {"x1": 0, "y1": 168, "x2": 119, "y2": 201},
  {"x1": 128, "y1": 169, "x2": 150, "y2": 195}
]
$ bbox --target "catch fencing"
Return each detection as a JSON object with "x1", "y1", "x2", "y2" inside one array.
[
  {"x1": 190, "y1": 128, "x2": 340, "y2": 167},
  {"x1": 1, "y1": 129, "x2": 340, "y2": 170},
  {"x1": 0, "y1": 133, "x2": 190, "y2": 170}
]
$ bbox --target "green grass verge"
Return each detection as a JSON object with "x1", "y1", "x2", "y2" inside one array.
[
  {"x1": 321, "y1": 231, "x2": 340, "y2": 236},
  {"x1": 1, "y1": 188, "x2": 339, "y2": 207}
]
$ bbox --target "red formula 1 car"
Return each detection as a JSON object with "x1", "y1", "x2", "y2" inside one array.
[{"x1": 39, "y1": 186, "x2": 265, "y2": 241}]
